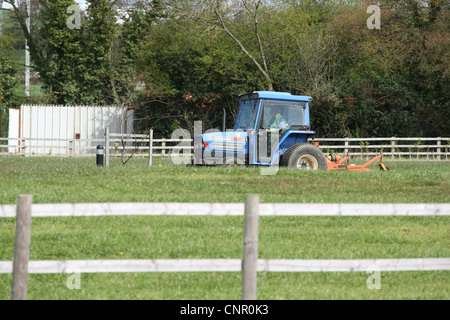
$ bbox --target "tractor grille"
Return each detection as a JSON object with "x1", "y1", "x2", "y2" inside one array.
[{"x1": 211, "y1": 142, "x2": 244, "y2": 151}]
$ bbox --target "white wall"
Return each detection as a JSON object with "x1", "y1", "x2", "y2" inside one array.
[
  {"x1": 9, "y1": 105, "x2": 133, "y2": 156},
  {"x1": 7, "y1": 108, "x2": 20, "y2": 153}
]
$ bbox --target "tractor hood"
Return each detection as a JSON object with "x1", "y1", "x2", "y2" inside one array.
[{"x1": 195, "y1": 131, "x2": 248, "y2": 153}]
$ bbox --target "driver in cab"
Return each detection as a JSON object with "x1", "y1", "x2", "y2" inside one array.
[{"x1": 269, "y1": 106, "x2": 288, "y2": 130}]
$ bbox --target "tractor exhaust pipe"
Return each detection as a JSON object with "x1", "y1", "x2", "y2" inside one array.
[{"x1": 223, "y1": 108, "x2": 226, "y2": 132}]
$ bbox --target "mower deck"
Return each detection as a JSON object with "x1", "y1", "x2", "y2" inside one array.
[{"x1": 326, "y1": 154, "x2": 389, "y2": 171}]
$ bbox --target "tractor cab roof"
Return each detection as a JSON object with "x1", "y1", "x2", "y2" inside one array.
[{"x1": 239, "y1": 91, "x2": 312, "y2": 103}]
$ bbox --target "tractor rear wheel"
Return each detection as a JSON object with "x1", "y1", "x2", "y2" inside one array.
[{"x1": 283, "y1": 143, "x2": 327, "y2": 170}]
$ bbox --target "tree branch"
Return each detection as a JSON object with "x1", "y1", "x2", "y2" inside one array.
[
  {"x1": 242, "y1": 0, "x2": 269, "y2": 77},
  {"x1": 210, "y1": 0, "x2": 273, "y2": 90}
]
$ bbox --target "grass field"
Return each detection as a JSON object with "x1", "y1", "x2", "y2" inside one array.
[{"x1": 0, "y1": 156, "x2": 449, "y2": 300}]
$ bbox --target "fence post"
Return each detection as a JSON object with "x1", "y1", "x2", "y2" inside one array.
[
  {"x1": 68, "y1": 140, "x2": 73, "y2": 157},
  {"x1": 148, "y1": 130, "x2": 153, "y2": 167},
  {"x1": 391, "y1": 137, "x2": 395, "y2": 160},
  {"x1": 344, "y1": 138, "x2": 349, "y2": 155},
  {"x1": 242, "y1": 194, "x2": 259, "y2": 300},
  {"x1": 105, "y1": 128, "x2": 110, "y2": 167},
  {"x1": 11, "y1": 195, "x2": 33, "y2": 300},
  {"x1": 161, "y1": 139, "x2": 166, "y2": 157},
  {"x1": 436, "y1": 137, "x2": 441, "y2": 161}
]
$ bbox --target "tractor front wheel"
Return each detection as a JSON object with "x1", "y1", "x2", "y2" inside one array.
[{"x1": 283, "y1": 143, "x2": 327, "y2": 170}]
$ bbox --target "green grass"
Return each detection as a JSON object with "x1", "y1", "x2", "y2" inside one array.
[
  {"x1": 0, "y1": 156, "x2": 449, "y2": 300},
  {"x1": 1, "y1": 272, "x2": 448, "y2": 300},
  {"x1": 0, "y1": 156, "x2": 449, "y2": 204}
]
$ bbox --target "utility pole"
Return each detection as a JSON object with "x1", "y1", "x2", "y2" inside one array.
[
  {"x1": 25, "y1": 0, "x2": 30, "y2": 97},
  {"x1": 0, "y1": 0, "x2": 3, "y2": 36}
]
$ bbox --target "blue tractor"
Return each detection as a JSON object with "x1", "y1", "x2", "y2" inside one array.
[{"x1": 193, "y1": 91, "x2": 328, "y2": 170}]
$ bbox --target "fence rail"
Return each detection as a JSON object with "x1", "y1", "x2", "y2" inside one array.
[
  {"x1": 1, "y1": 202, "x2": 449, "y2": 218},
  {"x1": 1, "y1": 258, "x2": 448, "y2": 274},
  {"x1": 311, "y1": 137, "x2": 450, "y2": 160},
  {"x1": 1, "y1": 134, "x2": 449, "y2": 160},
  {"x1": 0, "y1": 135, "x2": 192, "y2": 158}
]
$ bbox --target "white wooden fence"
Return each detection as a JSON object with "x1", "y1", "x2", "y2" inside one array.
[
  {"x1": 1, "y1": 133, "x2": 449, "y2": 160},
  {"x1": 0, "y1": 133, "x2": 191, "y2": 158},
  {"x1": 312, "y1": 137, "x2": 450, "y2": 160},
  {"x1": 1, "y1": 195, "x2": 449, "y2": 299}
]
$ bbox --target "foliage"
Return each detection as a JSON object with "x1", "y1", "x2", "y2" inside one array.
[
  {"x1": 2, "y1": 0, "x2": 449, "y2": 137},
  {"x1": 0, "y1": 33, "x2": 20, "y2": 136}
]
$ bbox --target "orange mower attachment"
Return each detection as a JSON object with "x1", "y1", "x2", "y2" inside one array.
[{"x1": 326, "y1": 153, "x2": 390, "y2": 172}]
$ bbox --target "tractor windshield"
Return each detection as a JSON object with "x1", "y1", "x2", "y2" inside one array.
[{"x1": 234, "y1": 99, "x2": 259, "y2": 130}]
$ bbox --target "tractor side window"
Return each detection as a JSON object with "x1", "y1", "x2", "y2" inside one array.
[
  {"x1": 262, "y1": 104, "x2": 284, "y2": 129},
  {"x1": 287, "y1": 104, "x2": 306, "y2": 127}
]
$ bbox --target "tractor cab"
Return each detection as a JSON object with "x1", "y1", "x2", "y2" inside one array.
[
  {"x1": 234, "y1": 92, "x2": 311, "y2": 132},
  {"x1": 194, "y1": 91, "x2": 322, "y2": 168}
]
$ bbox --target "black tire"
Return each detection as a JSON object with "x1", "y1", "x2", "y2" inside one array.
[
  {"x1": 283, "y1": 143, "x2": 327, "y2": 170},
  {"x1": 280, "y1": 143, "x2": 308, "y2": 166}
]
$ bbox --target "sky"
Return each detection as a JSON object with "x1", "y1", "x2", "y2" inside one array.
[
  {"x1": 75, "y1": 1, "x2": 87, "y2": 10},
  {"x1": 2, "y1": 1, "x2": 87, "y2": 10},
  {"x1": 3, "y1": 0, "x2": 143, "y2": 11}
]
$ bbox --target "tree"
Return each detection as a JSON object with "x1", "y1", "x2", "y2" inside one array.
[
  {"x1": 3, "y1": 0, "x2": 447, "y2": 139},
  {"x1": 78, "y1": 0, "x2": 117, "y2": 104},
  {"x1": 177, "y1": 0, "x2": 274, "y2": 91},
  {"x1": 212, "y1": 0, "x2": 273, "y2": 91},
  {"x1": 4, "y1": 0, "x2": 118, "y2": 104},
  {"x1": 4, "y1": 0, "x2": 83, "y2": 103},
  {"x1": 106, "y1": 0, "x2": 164, "y2": 106},
  {"x1": 254, "y1": 3, "x2": 343, "y2": 136},
  {"x1": 0, "y1": 33, "x2": 20, "y2": 137},
  {"x1": 107, "y1": 0, "x2": 167, "y2": 164},
  {"x1": 326, "y1": 1, "x2": 449, "y2": 137}
]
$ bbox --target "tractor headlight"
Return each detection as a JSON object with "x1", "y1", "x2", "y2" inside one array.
[{"x1": 194, "y1": 141, "x2": 210, "y2": 149}]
